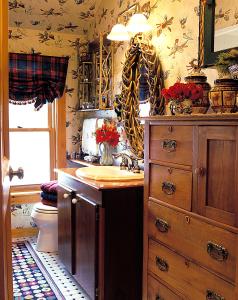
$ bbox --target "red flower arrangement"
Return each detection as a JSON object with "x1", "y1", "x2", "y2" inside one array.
[
  {"x1": 95, "y1": 123, "x2": 120, "y2": 147},
  {"x1": 162, "y1": 82, "x2": 203, "y2": 104}
]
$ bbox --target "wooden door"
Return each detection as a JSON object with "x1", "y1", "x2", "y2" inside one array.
[
  {"x1": 0, "y1": 0, "x2": 13, "y2": 299},
  {"x1": 58, "y1": 184, "x2": 76, "y2": 274},
  {"x1": 74, "y1": 194, "x2": 99, "y2": 300},
  {"x1": 197, "y1": 126, "x2": 238, "y2": 226}
]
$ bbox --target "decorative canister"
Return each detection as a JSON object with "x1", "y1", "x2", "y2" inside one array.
[
  {"x1": 209, "y1": 79, "x2": 238, "y2": 113},
  {"x1": 185, "y1": 74, "x2": 211, "y2": 113}
]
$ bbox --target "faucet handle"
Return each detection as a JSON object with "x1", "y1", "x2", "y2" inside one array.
[
  {"x1": 120, "y1": 156, "x2": 128, "y2": 170},
  {"x1": 132, "y1": 159, "x2": 141, "y2": 173}
]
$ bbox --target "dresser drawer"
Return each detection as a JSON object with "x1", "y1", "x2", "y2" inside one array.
[
  {"x1": 148, "y1": 239, "x2": 235, "y2": 300},
  {"x1": 150, "y1": 125, "x2": 193, "y2": 166},
  {"x1": 148, "y1": 201, "x2": 237, "y2": 282},
  {"x1": 148, "y1": 275, "x2": 185, "y2": 300},
  {"x1": 150, "y1": 164, "x2": 192, "y2": 211}
]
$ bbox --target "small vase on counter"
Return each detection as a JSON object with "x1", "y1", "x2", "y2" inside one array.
[{"x1": 99, "y1": 142, "x2": 113, "y2": 166}]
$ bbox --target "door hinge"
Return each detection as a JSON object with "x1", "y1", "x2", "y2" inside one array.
[{"x1": 95, "y1": 287, "x2": 99, "y2": 297}]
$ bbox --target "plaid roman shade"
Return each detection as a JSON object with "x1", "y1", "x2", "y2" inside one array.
[{"x1": 9, "y1": 53, "x2": 69, "y2": 110}]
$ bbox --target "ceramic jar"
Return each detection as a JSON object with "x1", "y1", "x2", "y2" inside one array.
[
  {"x1": 185, "y1": 74, "x2": 211, "y2": 114},
  {"x1": 209, "y1": 79, "x2": 238, "y2": 113}
]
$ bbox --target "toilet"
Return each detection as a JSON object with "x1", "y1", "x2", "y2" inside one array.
[{"x1": 31, "y1": 202, "x2": 58, "y2": 252}]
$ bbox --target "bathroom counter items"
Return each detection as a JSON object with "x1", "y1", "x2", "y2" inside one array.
[
  {"x1": 143, "y1": 115, "x2": 238, "y2": 299},
  {"x1": 56, "y1": 168, "x2": 143, "y2": 300}
]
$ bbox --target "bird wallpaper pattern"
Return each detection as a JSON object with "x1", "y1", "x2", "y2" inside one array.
[
  {"x1": 9, "y1": 0, "x2": 224, "y2": 230},
  {"x1": 215, "y1": 0, "x2": 238, "y2": 30}
]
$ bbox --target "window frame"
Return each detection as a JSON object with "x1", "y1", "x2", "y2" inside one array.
[{"x1": 9, "y1": 94, "x2": 66, "y2": 192}]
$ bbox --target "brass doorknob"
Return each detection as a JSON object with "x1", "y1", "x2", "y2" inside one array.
[{"x1": 8, "y1": 166, "x2": 24, "y2": 181}]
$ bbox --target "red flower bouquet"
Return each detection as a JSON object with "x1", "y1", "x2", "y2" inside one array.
[
  {"x1": 162, "y1": 82, "x2": 203, "y2": 104},
  {"x1": 95, "y1": 122, "x2": 120, "y2": 148},
  {"x1": 162, "y1": 82, "x2": 203, "y2": 114}
]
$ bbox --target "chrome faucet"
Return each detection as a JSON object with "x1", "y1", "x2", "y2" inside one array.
[{"x1": 113, "y1": 153, "x2": 141, "y2": 173}]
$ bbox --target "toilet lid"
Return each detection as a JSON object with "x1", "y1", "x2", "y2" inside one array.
[{"x1": 33, "y1": 202, "x2": 58, "y2": 214}]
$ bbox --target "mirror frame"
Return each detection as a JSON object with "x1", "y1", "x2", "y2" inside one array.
[
  {"x1": 120, "y1": 36, "x2": 164, "y2": 158},
  {"x1": 198, "y1": 0, "x2": 238, "y2": 67}
]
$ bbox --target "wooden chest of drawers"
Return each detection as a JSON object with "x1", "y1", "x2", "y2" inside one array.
[{"x1": 143, "y1": 115, "x2": 238, "y2": 300}]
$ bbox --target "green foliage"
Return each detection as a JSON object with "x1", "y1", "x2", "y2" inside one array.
[{"x1": 215, "y1": 49, "x2": 238, "y2": 75}]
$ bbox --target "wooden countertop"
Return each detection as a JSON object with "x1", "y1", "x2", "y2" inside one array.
[
  {"x1": 56, "y1": 168, "x2": 144, "y2": 190},
  {"x1": 141, "y1": 113, "x2": 238, "y2": 122}
]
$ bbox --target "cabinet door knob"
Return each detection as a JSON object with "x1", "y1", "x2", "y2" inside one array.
[
  {"x1": 63, "y1": 193, "x2": 69, "y2": 199},
  {"x1": 72, "y1": 198, "x2": 78, "y2": 204},
  {"x1": 195, "y1": 167, "x2": 206, "y2": 176}
]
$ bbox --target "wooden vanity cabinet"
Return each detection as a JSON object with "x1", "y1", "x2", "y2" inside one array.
[
  {"x1": 58, "y1": 184, "x2": 76, "y2": 274},
  {"x1": 57, "y1": 170, "x2": 143, "y2": 300},
  {"x1": 143, "y1": 115, "x2": 238, "y2": 300}
]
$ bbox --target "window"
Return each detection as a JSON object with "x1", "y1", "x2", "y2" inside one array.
[{"x1": 9, "y1": 103, "x2": 56, "y2": 186}]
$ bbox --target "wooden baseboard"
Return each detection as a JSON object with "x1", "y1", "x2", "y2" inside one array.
[{"x1": 12, "y1": 227, "x2": 38, "y2": 238}]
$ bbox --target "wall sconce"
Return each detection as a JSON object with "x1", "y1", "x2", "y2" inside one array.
[
  {"x1": 126, "y1": 13, "x2": 152, "y2": 35},
  {"x1": 107, "y1": 24, "x2": 130, "y2": 41},
  {"x1": 107, "y1": 3, "x2": 152, "y2": 42}
]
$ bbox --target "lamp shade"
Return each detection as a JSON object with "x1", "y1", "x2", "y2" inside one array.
[
  {"x1": 107, "y1": 24, "x2": 130, "y2": 41},
  {"x1": 126, "y1": 13, "x2": 152, "y2": 34}
]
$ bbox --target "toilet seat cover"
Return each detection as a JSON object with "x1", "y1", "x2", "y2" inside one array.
[{"x1": 33, "y1": 202, "x2": 58, "y2": 214}]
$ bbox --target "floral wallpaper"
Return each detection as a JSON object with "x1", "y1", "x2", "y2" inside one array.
[
  {"x1": 9, "y1": 0, "x2": 99, "y2": 34},
  {"x1": 215, "y1": 0, "x2": 238, "y2": 30}
]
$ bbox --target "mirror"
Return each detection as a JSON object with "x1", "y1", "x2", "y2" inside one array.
[
  {"x1": 199, "y1": 0, "x2": 238, "y2": 67},
  {"x1": 120, "y1": 35, "x2": 164, "y2": 159}
]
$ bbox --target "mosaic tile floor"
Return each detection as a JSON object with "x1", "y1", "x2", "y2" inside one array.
[{"x1": 12, "y1": 237, "x2": 89, "y2": 300}]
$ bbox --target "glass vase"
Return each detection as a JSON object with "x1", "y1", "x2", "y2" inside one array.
[{"x1": 99, "y1": 142, "x2": 113, "y2": 166}]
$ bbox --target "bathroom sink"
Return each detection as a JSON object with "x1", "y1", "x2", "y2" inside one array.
[{"x1": 75, "y1": 166, "x2": 144, "y2": 181}]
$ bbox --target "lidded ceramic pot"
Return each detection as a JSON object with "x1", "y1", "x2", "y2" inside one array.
[
  {"x1": 185, "y1": 72, "x2": 211, "y2": 114},
  {"x1": 209, "y1": 79, "x2": 238, "y2": 113}
]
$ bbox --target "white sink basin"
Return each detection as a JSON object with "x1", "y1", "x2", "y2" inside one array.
[{"x1": 75, "y1": 166, "x2": 144, "y2": 181}]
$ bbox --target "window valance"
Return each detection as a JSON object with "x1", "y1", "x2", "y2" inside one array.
[{"x1": 9, "y1": 53, "x2": 69, "y2": 110}]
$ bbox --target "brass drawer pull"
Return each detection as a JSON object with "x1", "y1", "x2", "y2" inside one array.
[
  {"x1": 161, "y1": 139, "x2": 177, "y2": 152},
  {"x1": 156, "y1": 256, "x2": 169, "y2": 272},
  {"x1": 207, "y1": 242, "x2": 228, "y2": 261},
  {"x1": 156, "y1": 295, "x2": 164, "y2": 300},
  {"x1": 206, "y1": 290, "x2": 225, "y2": 300},
  {"x1": 162, "y1": 182, "x2": 176, "y2": 195},
  {"x1": 155, "y1": 218, "x2": 169, "y2": 233}
]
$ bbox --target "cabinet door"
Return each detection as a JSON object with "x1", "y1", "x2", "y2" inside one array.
[
  {"x1": 197, "y1": 126, "x2": 238, "y2": 226},
  {"x1": 74, "y1": 194, "x2": 99, "y2": 300},
  {"x1": 58, "y1": 184, "x2": 75, "y2": 274}
]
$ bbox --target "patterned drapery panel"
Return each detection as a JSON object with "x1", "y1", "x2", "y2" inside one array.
[{"x1": 9, "y1": 53, "x2": 69, "y2": 110}]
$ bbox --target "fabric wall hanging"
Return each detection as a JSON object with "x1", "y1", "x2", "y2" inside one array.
[{"x1": 9, "y1": 53, "x2": 69, "y2": 110}]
